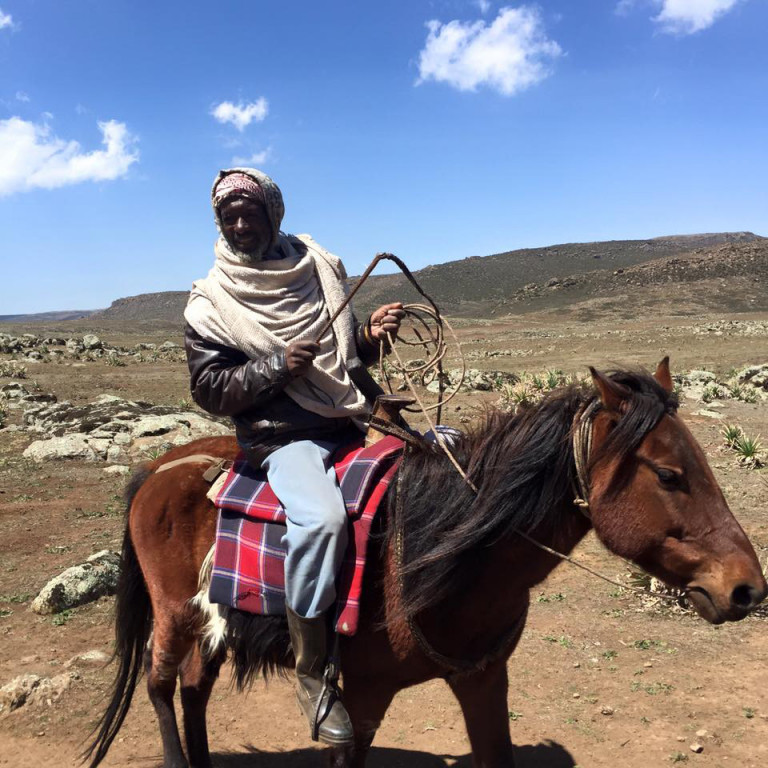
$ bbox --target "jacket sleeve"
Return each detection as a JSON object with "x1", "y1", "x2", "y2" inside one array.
[{"x1": 184, "y1": 324, "x2": 293, "y2": 417}]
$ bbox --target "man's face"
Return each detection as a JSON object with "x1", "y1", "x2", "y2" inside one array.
[{"x1": 219, "y1": 197, "x2": 272, "y2": 256}]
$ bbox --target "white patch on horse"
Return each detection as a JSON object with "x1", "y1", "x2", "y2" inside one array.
[{"x1": 188, "y1": 544, "x2": 228, "y2": 659}]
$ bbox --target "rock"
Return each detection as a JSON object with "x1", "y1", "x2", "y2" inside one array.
[
  {"x1": 0, "y1": 672, "x2": 78, "y2": 712},
  {"x1": 735, "y1": 363, "x2": 768, "y2": 390},
  {"x1": 105, "y1": 446, "x2": 124, "y2": 463},
  {"x1": 82, "y1": 334, "x2": 102, "y2": 350},
  {"x1": 86, "y1": 438, "x2": 112, "y2": 458},
  {"x1": 601, "y1": 706, "x2": 614, "y2": 716},
  {"x1": 686, "y1": 370, "x2": 717, "y2": 384},
  {"x1": 103, "y1": 464, "x2": 130, "y2": 475},
  {"x1": 690, "y1": 743, "x2": 704, "y2": 754},
  {"x1": 0, "y1": 674, "x2": 42, "y2": 712},
  {"x1": 131, "y1": 414, "x2": 189, "y2": 437},
  {"x1": 692, "y1": 409, "x2": 725, "y2": 420},
  {"x1": 23, "y1": 434, "x2": 98, "y2": 462},
  {"x1": 64, "y1": 650, "x2": 110, "y2": 669},
  {"x1": 31, "y1": 550, "x2": 120, "y2": 614},
  {"x1": 695, "y1": 729, "x2": 708, "y2": 739},
  {"x1": 159, "y1": 341, "x2": 179, "y2": 349},
  {"x1": 1, "y1": 383, "x2": 29, "y2": 399}
]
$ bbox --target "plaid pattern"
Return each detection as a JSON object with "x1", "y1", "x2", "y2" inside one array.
[{"x1": 209, "y1": 436, "x2": 403, "y2": 635}]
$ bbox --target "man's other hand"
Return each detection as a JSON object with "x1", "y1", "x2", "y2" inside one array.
[{"x1": 285, "y1": 341, "x2": 320, "y2": 377}]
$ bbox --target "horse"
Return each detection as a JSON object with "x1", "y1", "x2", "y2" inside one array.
[{"x1": 85, "y1": 360, "x2": 767, "y2": 768}]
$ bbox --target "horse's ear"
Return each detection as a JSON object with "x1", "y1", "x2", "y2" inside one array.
[
  {"x1": 589, "y1": 367, "x2": 629, "y2": 412},
  {"x1": 654, "y1": 356, "x2": 674, "y2": 394}
]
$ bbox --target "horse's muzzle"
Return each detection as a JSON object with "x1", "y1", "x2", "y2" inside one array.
[{"x1": 686, "y1": 578, "x2": 768, "y2": 624}]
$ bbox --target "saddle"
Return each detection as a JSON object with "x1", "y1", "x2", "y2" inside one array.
[{"x1": 207, "y1": 435, "x2": 404, "y2": 636}]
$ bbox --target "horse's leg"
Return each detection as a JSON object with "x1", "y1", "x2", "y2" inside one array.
[
  {"x1": 145, "y1": 617, "x2": 195, "y2": 768},
  {"x1": 447, "y1": 659, "x2": 515, "y2": 768},
  {"x1": 327, "y1": 676, "x2": 398, "y2": 768},
  {"x1": 179, "y1": 643, "x2": 224, "y2": 768}
]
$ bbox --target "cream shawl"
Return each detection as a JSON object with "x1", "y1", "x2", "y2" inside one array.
[{"x1": 184, "y1": 233, "x2": 370, "y2": 419}]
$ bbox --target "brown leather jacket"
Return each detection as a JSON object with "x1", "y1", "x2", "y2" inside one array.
[{"x1": 184, "y1": 323, "x2": 383, "y2": 464}]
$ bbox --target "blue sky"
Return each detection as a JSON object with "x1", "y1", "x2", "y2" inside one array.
[{"x1": 1, "y1": 0, "x2": 766, "y2": 313}]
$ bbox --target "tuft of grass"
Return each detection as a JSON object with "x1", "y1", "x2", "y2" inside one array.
[
  {"x1": 721, "y1": 423, "x2": 744, "y2": 448},
  {"x1": 701, "y1": 383, "x2": 725, "y2": 403},
  {"x1": 52, "y1": 608, "x2": 75, "y2": 626},
  {"x1": 537, "y1": 592, "x2": 567, "y2": 603},
  {"x1": 105, "y1": 354, "x2": 126, "y2": 367},
  {"x1": 733, "y1": 433, "x2": 764, "y2": 468},
  {"x1": 669, "y1": 752, "x2": 689, "y2": 763}
]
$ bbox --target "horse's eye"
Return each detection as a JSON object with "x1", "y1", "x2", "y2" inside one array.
[{"x1": 656, "y1": 468, "x2": 681, "y2": 486}]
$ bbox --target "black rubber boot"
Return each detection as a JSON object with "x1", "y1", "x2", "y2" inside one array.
[{"x1": 286, "y1": 606, "x2": 354, "y2": 745}]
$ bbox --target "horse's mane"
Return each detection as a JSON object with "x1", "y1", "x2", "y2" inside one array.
[{"x1": 387, "y1": 368, "x2": 678, "y2": 619}]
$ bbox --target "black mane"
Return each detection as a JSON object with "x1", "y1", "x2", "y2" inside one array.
[{"x1": 387, "y1": 368, "x2": 678, "y2": 620}]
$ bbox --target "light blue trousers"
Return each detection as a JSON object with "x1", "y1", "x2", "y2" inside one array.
[{"x1": 261, "y1": 439, "x2": 349, "y2": 620}]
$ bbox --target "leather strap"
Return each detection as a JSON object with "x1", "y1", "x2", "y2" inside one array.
[{"x1": 154, "y1": 454, "x2": 233, "y2": 483}]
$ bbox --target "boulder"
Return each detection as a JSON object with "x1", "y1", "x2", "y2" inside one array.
[
  {"x1": 0, "y1": 672, "x2": 78, "y2": 713},
  {"x1": 736, "y1": 363, "x2": 768, "y2": 390},
  {"x1": 82, "y1": 334, "x2": 102, "y2": 350},
  {"x1": 31, "y1": 550, "x2": 120, "y2": 614},
  {"x1": 23, "y1": 434, "x2": 97, "y2": 461}
]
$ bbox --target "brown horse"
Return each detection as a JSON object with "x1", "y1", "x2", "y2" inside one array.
[{"x1": 86, "y1": 361, "x2": 766, "y2": 768}]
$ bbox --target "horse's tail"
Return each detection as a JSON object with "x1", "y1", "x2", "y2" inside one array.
[{"x1": 82, "y1": 467, "x2": 153, "y2": 767}]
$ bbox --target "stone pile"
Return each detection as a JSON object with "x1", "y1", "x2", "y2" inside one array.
[
  {"x1": 0, "y1": 332, "x2": 185, "y2": 364},
  {"x1": 426, "y1": 368, "x2": 519, "y2": 394},
  {"x1": 0, "y1": 383, "x2": 230, "y2": 462}
]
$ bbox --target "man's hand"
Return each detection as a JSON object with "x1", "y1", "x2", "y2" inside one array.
[
  {"x1": 285, "y1": 341, "x2": 320, "y2": 378},
  {"x1": 369, "y1": 303, "x2": 406, "y2": 343}
]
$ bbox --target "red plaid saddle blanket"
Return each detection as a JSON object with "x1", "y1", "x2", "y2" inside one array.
[{"x1": 209, "y1": 435, "x2": 404, "y2": 636}]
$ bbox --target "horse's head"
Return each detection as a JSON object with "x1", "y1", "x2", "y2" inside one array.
[{"x1": 586, "y1": 358, "x2": 767, "y2": 624}]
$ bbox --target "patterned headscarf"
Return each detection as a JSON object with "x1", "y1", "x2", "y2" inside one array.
[{"x1": 211, "y1": 168, "x2": 285, "y2": 254}]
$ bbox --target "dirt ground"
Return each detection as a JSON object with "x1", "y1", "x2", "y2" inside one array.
[{"x1": 1, "y1": 308, "x2": 767, "y2": 768}]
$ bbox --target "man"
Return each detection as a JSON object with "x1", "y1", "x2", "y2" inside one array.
[{"x1": 184, "y1": 168, "x2": 404, "y2": 744}]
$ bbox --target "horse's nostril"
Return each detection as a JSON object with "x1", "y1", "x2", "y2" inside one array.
[{"x1": 731, "y1": 584, "x2": 761, "y2": 609}]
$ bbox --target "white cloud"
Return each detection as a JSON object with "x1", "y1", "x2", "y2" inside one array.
[
  {"x1": 475, "y1": 0, "x2": 492, "y2": 14},
  {"x1": 15, "y1": 91, "x2": 29, "y2": 103},
  {"x1": 211, "y1": 99, "x2": 269, "y2": 131},
  {"x1": 0, "y1": 117, "x2": 139, "y2": 196},
  {"x1": 0, "y1": 8, "x2": 13, "y2": 30},
  {"x1": 232, "y1": 148, "x2": 271, "y2": 167},
  {"x1": 654, "y1": 0, "x2": 741, "y2": 34},
  {"x1": 417, "y1": 6, "x2": 563, "y2": 96}
]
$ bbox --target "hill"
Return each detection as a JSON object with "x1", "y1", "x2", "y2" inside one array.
[
  {"x1": 0, "y1": 310, "x2": 97, "y2": 324},
  {"x1": 4, "y1": 232, "x2": 765, "y2": 332}
]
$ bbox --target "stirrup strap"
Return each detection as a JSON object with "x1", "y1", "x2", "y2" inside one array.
[{"x1": 310, "y1": 636, "x2": 342, "y2": 741}]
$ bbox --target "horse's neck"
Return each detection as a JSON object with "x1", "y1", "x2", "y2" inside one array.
[{"x1": 444, "y1": 506, "x2": 592, "y2": 636}]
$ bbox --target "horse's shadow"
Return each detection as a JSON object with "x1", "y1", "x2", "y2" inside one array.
[{"x1": 212, "y1": 741, "x2": 576, "y2": 767}]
